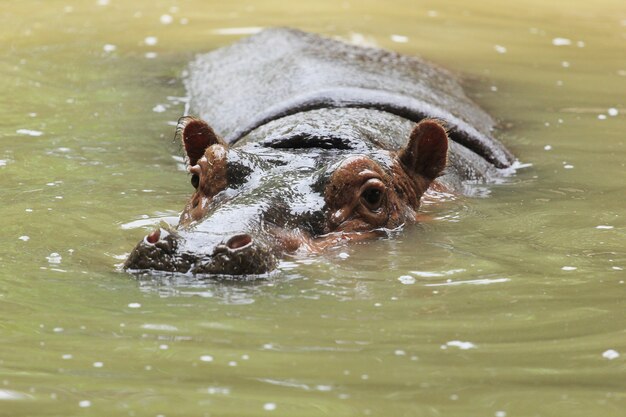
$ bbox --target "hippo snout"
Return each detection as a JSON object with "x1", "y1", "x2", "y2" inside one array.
[
  {"x1": 125, "y1": 229, "x2": 278, "y2": 277},
  {"x1": 191, "y1": 233, "x2": 278, "y2": 276},
  {"x1": 124, "y1": 228, "x2": 192, "y2": 273}
]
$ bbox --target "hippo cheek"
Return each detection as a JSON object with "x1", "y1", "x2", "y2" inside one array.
[
  {"x1": 191, "y1": 234, "x2": 278, "y2": 276},
  {"x1": 124, "y1": 229, "x2": 192, "y2": 273}
]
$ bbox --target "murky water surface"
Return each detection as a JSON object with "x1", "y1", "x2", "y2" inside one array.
[{"x1": 1, "y1": 1, "x2": 625, "y2": 416}]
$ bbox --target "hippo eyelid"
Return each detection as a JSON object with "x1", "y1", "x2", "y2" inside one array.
[
  {"x1": 190, "y1": 174, "x2": 200, "y2": 189},
  {"x1": 359, "y1": 178, "x2": 386, "y2": 212}
]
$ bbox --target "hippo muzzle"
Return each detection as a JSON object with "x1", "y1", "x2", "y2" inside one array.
[
  {"x1": 125, "y1": 228, "x2": 278, "y2": 276},
  {"x1": 196, "y1": 233, "x2": 278, "y2": 275}
]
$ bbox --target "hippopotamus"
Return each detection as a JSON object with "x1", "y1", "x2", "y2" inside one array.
[{"x1": 124, "y1": 28, "x2": 514, "y2": 276}]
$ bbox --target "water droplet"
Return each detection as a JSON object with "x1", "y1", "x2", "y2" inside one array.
[
  {"x1": 47, "y1": 253, "x2": 62, "y2": 264},
  {"x1": 552, "y1": 37, "x2": 572, "y2": 46},
  {"x1": 16, "y1": 129, "x2": 43, "y2": 137},
  {"x1": 443, "y1": 340, "x2": 476, "y2": 350},
  {"x1": 398, "y1": 275, "x2": 416, "y2": 285},
  {"x1": 391, "y1": 34, "x2": 408, "y2": 43},
  {"x1": 494, "y1": 45, "x2": 507, "y2": 54},
  {"x1": 602, "y1": 349, "x2": 619, "y2": 360},
  {"x1": 263, "y1": 402, "x2": 277, "y2": 411}
]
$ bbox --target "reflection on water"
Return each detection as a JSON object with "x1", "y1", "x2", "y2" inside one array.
[{"x1": 1, "y1": 0, "x2": 625, "y2": 416}]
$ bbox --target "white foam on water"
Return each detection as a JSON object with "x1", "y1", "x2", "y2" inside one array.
[
  {"x1": 263, "y1": 402, "x2": 277, "y2": 411},
  {"x1": 552, "y1": 37, "x2": 572, "y2": 46},
  {"x1": 494, "y1": 45, "x2": 507, "y2": 54},
  {"x1": 425, "y1": 277, "x2": 510, "y2": 287},
  {"x1": 442, "y1": 340, "x2": 477, "y2": 350},
  {"x1": 46, "y1": 253, "x2": 62, "y2": 264},
  {"x1": 141, "y1": 324, "x2": 178, "y2": 331},
  {"x1": 212, "y1": 27, "x2": 264, "y2": 35},
  {"x1": 0, "y1": 390, "x2": 33, "y2": 400},
  {"x1": 391, "y1": 34, "x2": 408, "y2": 43},
  {"x1": 398, "y1": 275, "x2": 416, "y2": 285},
  {"x1": 16, "y1": 129, "x2": 43, "y2": 136}
]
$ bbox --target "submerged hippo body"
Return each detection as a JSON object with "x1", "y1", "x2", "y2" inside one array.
[{"x1": 125, "y1": 28, "x2": 515, "y2": 277}]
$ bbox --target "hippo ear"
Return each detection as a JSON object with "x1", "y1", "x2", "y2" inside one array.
[
  {"x1": 178, "y1": 117, "x2": 227, "y2": 166},
  {"x1": 398, "y1": 120, "x2": 448, "y2": 180}
]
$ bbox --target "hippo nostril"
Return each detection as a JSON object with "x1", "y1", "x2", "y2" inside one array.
[
  {"x1": 226, "y1": 234, "x2": 253, "y2": 250},
  {"x1": 146, "y1": 229, "x2": 160, "y2": 244}
]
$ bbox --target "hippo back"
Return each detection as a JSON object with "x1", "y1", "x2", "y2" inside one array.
[{"x1": 185, "y1": 28, "x2": 514, "y2": 168}]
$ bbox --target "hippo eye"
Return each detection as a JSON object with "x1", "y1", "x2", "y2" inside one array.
[
  {"x1": 190, "y1": 174, "x2": 200, "y2": 189},
  {"x1": 360, "y1": 179, "x2": 385, "y2": 211}
]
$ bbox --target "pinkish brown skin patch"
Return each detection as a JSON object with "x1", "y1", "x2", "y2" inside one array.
[
  {"x1": 176, "y1": 117, "x2": 229, "y2": 226},
  {"x1": 179, "y1": 143, "x2": 229, "y2": 225},
  {"x1": 179, "y1": 117, "x2": 226, "y2": 165},
  {"x1": 321, "y1": 120, "x2": 449, "y2": 238}
]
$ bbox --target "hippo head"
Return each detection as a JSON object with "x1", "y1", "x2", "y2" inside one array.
[{"x1": 124, "y1": 117, "x2": 448, "y2": 277}]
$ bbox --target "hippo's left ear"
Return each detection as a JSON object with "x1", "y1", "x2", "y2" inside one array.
[
  {"x1": 178, "y1": 117, "x2": 227, "y2": 166},
  {"x1": 398, "y1": 120, "x2": 448, "y2": 181}
]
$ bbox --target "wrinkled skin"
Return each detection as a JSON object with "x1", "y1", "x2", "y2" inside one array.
[{"x1": 124, "y1": 117, "x2": 449, "y2": 276}]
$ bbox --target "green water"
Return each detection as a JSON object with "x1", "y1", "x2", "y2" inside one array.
[{"x1": 1, "y1": 1, "x2": 625, "y2": 416}]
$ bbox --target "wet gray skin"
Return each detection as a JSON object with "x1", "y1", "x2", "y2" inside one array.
[
  {"x1": 124, "y1": 29, "x2": 515, "y2": 278},
  {"x1": 124, "y1": 132, "x2": 357, "y2": 276}
]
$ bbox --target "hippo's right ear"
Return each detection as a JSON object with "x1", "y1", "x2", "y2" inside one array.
[
  {"x1": 398, "y1": 120, "x2": 448, "y2": 181},
  {"x1": 177, "y1": 117, "x2": 227, "y2": 166}
]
